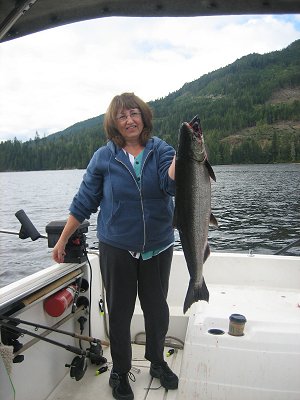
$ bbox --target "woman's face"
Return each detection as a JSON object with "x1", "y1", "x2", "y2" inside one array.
[{"x1": 115, "y1": 108, "x2": 144, "y2": 144}]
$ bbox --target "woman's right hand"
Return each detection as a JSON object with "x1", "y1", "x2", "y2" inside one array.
[
  {"x1": 52, "y1": 214, "x2": 82, "y2": 264},
  {"x1": 52, "y1": 239, "x2": 68, "y2": 263}
]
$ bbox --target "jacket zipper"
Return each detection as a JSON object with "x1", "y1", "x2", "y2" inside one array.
[{"x1": 139, "y1": 150, "x2": 153, "y2": 252}]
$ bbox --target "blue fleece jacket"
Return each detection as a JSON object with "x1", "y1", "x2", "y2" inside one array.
[{"x1": 69, "y1": 137, "x2": 176, "y2": 252}]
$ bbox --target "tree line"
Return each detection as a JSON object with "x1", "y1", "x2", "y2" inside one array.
[{"x1": 1, "y1": 40, "x2": 300, "y2": 171}]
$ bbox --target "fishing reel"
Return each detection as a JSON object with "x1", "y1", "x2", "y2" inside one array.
[
  {"x1": 65, "y1": 340, "x2": 107, "y2": 380},
  {"x1": 65, "y1": 356, "x2": 87, "y2": 381},
  {"x1": 88, "y1": 340, "x2": 107, "y2": 365}
]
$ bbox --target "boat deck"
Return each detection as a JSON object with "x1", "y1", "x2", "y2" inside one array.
[
  {"x1": 47, "y1": 344, "x2": 183, "y2": 400},
  {"x1": 179, "y1": 283, "x2": 300, "y2": 400}
]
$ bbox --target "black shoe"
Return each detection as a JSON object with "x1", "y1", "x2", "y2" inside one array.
[
  {"x1": 150, "y1": 361, "x2": 179, "y2": 390},
  {"x1": 109, "y1": 370, "x2": 134, "y2": 400}
]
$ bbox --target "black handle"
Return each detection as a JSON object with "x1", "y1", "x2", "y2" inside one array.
[{"x1": 15, "y1": 209, "x2": 41, "y2": 241}]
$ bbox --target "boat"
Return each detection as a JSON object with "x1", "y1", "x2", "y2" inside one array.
[
  {"x1": 1, "y1": 1, "x2": 300, "y2": 400},
  {"x1": 1, "y1": 215, "x2": 299, "y2": 400}
]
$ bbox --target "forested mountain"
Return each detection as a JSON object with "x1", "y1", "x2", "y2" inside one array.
[{"x1": 1, "y1": 39, "x2": 300, "y2": 171}]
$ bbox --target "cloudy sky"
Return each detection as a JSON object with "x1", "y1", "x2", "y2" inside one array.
[{"x1": 0, "y1": 14, "x2": 299, "y2": 142}]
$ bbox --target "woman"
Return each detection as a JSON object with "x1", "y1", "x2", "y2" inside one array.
[{"x1": 53, "y1": 92, "x2": 177, "y2": 400}]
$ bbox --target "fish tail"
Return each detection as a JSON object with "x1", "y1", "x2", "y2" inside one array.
[{"x1": 183, "y1": 278, "x2": 209, "y2": 314}]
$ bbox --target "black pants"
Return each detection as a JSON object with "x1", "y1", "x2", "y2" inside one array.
[{"x1": 99, "y1": 242, "x2": 173, "y2": 374}]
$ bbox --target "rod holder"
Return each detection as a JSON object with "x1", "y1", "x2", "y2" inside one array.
[{"x1": 15, "y1": 209, "x2": 43, "y2": 241}]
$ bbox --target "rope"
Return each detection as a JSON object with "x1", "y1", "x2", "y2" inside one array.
[{"x1": 0, "y1": 344, "x2": 14, "y2": 374}]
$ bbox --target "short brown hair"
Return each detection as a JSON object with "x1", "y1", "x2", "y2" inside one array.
[{"x1": 103, "y1": 92, "x2": 153, "y2": 147}]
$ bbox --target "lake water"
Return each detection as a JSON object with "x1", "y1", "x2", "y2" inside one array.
[{"x1": 0, "y1": 164, "x2": 299, "y2": 288}]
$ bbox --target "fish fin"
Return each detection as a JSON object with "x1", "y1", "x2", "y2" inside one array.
[
  {"x1": 183, "y1": 277, "x2": 209, "y2": 314},
  {"x1": 204, "y1": 244, "x2": 210, "y2": 263},
  {"x1": 205, "y1": 159, "x2": 216, "y2": 182},
  {"x1": 210, "y1": 213, "x2": 218, "y2": 227}
]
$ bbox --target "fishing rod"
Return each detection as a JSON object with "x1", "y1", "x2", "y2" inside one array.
[
  {"x1": 0, "y1": 229, "x2": 31, "y2": 236},
  {"x1": 0, "y1": 313, "x2": 108, "y2": 346},
  {"x1": 0, "y1": 319, "x2": 89, "y2": 356},
  {"x1": 0, "y1": 318, "x2": 108, "y2": 380}
]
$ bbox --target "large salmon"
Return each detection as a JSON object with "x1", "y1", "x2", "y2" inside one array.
[{"x1": 174, "y1": 116, "x2": 217, "y2": 314}]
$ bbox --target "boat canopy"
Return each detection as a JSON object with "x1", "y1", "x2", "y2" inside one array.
[{"x1": 1, "y1": 0, "x2": 300, "y2": 43}]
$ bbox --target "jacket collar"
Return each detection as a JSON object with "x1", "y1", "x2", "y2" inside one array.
[{"x1": 107, "y1": 137, "x2": 157, "y2": 159}]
